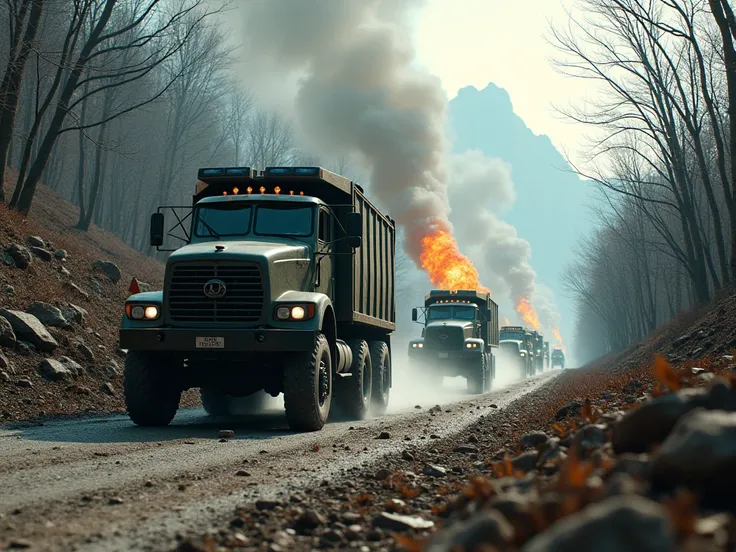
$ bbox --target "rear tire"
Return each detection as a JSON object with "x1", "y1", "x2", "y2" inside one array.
[
  {"x1": 283, "y1": 333, "x2": 332, "y2": 432},
  {"x1": 124, "y1": 352, "x2": 181, "y2": 427},
  {"x1": 369, "y1": 340, "x2": 390, "y2": 416},
  {"x1": 200, "y1": 388, "x2": 233, "y2": 416},
  {"x1": 333, "y1": 339, "x2": 372, "y2": 420}
]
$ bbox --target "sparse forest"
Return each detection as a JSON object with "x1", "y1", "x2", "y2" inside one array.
[
  {"x1": 0, "y1": 1, "x2": 374, "y2": 254},
  {"x1": 553, "y1": 0, "x2": 736, "y2": 363}
]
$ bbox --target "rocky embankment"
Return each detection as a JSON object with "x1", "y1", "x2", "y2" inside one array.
[
  {"x1": 177, "y1": 340, "x2": 736, "y2": 551},
  {"x1": 0, "y1": 198, "x2": 198, "y2": 421}
]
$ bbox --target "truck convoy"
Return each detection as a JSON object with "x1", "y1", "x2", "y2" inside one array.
[
  {"x1": 499, "y1": 325, "x2": 534, "y2": 378},
  {"x1": 408, "y1": 290, "x2": 499, "y2": 393},
  {"x1": 119, "y1": 166, "x2": 396, "y2": 432},
  {"x1": 543, "y1": 341, "x2": 550, "y2": 370}
]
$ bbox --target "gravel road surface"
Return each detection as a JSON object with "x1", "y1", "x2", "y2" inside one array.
[{"x1": 0, "y1": 371, "x2": 558, "y2": 551}]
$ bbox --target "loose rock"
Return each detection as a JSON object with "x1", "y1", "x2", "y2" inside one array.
[
  {"x1": 219, "y1": 429, "x2": 235, "y2": 439},
  {"x1": 27, "y1": 302, "x2": 71, "y2": 329},
  {"x1": 38, "y1": 359, "x2": 74, "y2": 381},
  {"x1": 372, "y1": 512, "x2": 434, "y2": 531},
  {"x1": 521, "y1": 495, "x2": 675, "y2": 552},
  {"x1": 520, "y1": 431, "x2": 549, "y2": 449},
  {"x1": 29, "y1": 246, "x2": 52, "y2": 261},
  {"x1": 0, "y1": 310, "x2": 58, "y2": 352},
  {"x1": 422, "y1": 463, "x2": 447, "y2": 477},
  {"x1": 652, "y1": 409, "x2": 736, "y2": 494},
  {"x1": 100, "y1": 382, "x2": 115, "y2": 396},
  {"x1": 27, "y1": 236, "x2": 45, "y2": 248},
  {"x1": 427, "y1": 510, "x2": 514, "y2": 551},
  {"x1": 5, "y1": 244, "x2": 32, "y2": 269},
  {"x1": 0, "y1": 316, "x2": 17, "y2": 348},
  {"x1": 92, "y1": 260, "x2": 122, "y2": 282}
]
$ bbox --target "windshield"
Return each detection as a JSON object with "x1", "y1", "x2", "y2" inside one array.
[
  {"x1": 194, "y1": 202, "x2": 314, "y2": 239},
  {"x1": 255, "y1": 204, "x2": 314, "y2": 237},
  {"x1": 194, "y1": 203, "x2": 252, "y2": 238},
  {"x1": 500, "y1": 329, "x2": 525, "y2": 341},
  {"x1": 552, "y1": 351, "x2": 564, "y2": 358},
  {"x1": 427, "y1": 305, "x2": 476, "y2": 321}
]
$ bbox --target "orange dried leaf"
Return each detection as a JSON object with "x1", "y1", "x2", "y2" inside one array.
[
  {"x1": 654, "y1": 354, "x2": 680, "y2": 391},
  {"x1": 311, "y1": 444, "x2": 320, "y2": 452},
  {"x1": 664, "y1": 489, "x2": 697, "y2": 537},
  {"x1": 393, "y1": 534, "x2": 425, "y2": 552},
  {"x1": 552, "y1": 422, "x2": 566, "y2": 436}
]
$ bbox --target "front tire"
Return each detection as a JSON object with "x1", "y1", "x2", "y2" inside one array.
[
  {"x1": 283, "y1": 333, "x2": 332, "y2": 432},
  {"x1": 369, "y1": 341, "x2": 390, "y2": 416},
  {"x1": 467, "y1": 354, "x2": 486, "y2": 394},
  {"x1": 124, "y1": 352, "x2": 181, "y2": 427},
  {"x1": 483, "y1": 353, "x2": 493, "y2": 392},
  {"x1": 333, "y1": 339, "x2": 372, "y2": 421}
]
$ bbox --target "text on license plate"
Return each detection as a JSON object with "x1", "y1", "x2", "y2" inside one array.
[
  {"x1": 196, "y1": 336, "x2": 224, "y2": 349},
  {"x1": 439, "y1": 352, "x2": 449, "y2": 358}
]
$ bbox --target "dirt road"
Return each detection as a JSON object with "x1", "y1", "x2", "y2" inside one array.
[{"x1": 0, "y1": 371, "x2": 558, "y2": 551}]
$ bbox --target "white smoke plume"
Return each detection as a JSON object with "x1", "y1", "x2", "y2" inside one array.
[
  {"x1": 447, "y1": 150, "x2": 562, "y2": 332},
  {"x1": 238, "y1": 0, "x2": 453, "y2": 262}
]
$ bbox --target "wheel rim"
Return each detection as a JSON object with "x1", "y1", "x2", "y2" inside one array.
[{"x1": 318, "y1": 357, "x2": 329, "y2": 407}]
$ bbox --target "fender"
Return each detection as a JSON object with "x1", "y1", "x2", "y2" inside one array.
[
  {"x1": 121, "y1": 291, "x2": 164, "y2": 329},
  {"x1": 272, "y1": 290, "x2": 333, "y2": 332}
]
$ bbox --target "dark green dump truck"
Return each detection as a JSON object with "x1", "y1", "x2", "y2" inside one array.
[
  {"x1": 119, "y1": 166, "x2": 396, "y2": 432},
  {"x1": 531, "y1": 331, "x2": 544, "y2": 374},
  {"x1": 543, "y1": 341, "x2": 550, "y2": 370},
  {"x1": 408, "y1": 290, "x2": 499, "y2": 393},
  {"x1": 499, "y1": 325, "x2": 534, "y2": 379}
]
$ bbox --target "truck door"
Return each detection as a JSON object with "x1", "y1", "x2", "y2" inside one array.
[{"x1": 316, "y1": 208, "x2": 334, "y2": 297}]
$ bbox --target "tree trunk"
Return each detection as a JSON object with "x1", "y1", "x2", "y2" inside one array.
[{"x1": 0, "y1": 0, "x2": 44, "y2": 202}]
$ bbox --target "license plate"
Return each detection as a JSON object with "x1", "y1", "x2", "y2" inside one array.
[
  {"x1": 196, "y1": 336, "x2": 224, "y2": 349},
  {"x1": 439, "y1": 352, "x2": 449, "y2": 358}
]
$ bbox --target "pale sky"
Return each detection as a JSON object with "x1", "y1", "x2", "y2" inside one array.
[{"x1": 414, "y1": 0, "x2": 589, "y2": 161}]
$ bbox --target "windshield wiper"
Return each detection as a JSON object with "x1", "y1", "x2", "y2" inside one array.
[{"x1": 198, "y1": 219, "x2": 222, "y2": 239}]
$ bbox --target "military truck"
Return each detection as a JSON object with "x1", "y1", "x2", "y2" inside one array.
[
  {"x1": 119, "y1": 166, "x2": 396, "y2": 432},
  {"x1": 551, "y1": 348, "x2": 566, "y2": 369},
  {"x1": 499, "y1": 326, "x2": 534, "y2": 378},
  {"x1": 543, "y1": 341, "x2": 550, "y2": 370},
  {"x1": 408, "y1": 290, "x2": 499, "y2": 394},
  {"x1": 531, "y1": 331, "x2": 544, "y2": 373}
]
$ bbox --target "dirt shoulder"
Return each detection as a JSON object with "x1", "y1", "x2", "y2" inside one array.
[{"x1": 177, "y1": 291, "x2": 736, "y2": 552}]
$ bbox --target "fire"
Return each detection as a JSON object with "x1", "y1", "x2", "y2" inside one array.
[
  {"x1": 552, "y1": 328, "x2": 567, "y2": 353},
  {"x1": 516, "y1": 297, "x2": 540, "y2": 329},
  {"x1": 420, "y1": 229, "x2": 488, "y2": 292},
  {"x1": 503, "y1": 316, "x2": 511, "y2": 326}
]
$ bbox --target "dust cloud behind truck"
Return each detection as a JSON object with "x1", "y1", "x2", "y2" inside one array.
[
  {"x1": 119, "y1": 166, "x2": 396, "y2": 432},
  {"x1": 408, "y1": 290, "x2": 499, "y2": 393},
  {"x1": 499, "y1": 325, "x2": 535, "y2": 379}
]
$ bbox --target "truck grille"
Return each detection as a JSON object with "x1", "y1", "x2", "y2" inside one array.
[
  {"x1": 168, "y1": 262, "x2": 264, "y2": 323},
  {"x1": 424, "y1": 325, "x2": 464, "y2": 350}
]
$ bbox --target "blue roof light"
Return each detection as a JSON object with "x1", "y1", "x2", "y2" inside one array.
[
  {"x1": 266, "y1": 167, "x2": 292, "y2": 175},
  {"x1": 201, "y1": 168, "x2": 223, "y2": 176},
  {"x1": 225, "y1": 167, "x2": 250, "y2": 175},
  {"x1": 294, "y1": 167, "x2": 319, "y2": 176}
]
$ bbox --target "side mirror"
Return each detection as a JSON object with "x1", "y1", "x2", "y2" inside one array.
[
  {"x1": 412, "y1": 308, "x2": 418, "y2": 322},
  {"x1": 150, "y1": 213, "x2": 164, "y2": 247},
  {"x1": 346, "y1": 212, "x2": 362, "y2": 249}
]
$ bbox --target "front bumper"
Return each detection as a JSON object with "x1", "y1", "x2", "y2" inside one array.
[
  {"x1": 119, "y1": 327, "x2": 317, "y2": 353},
  {"x1": 408, "y1": 348, "x2": 481, "y2": 369}
]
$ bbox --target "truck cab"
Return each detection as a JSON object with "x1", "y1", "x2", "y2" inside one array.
[
  {"x1": 408, "y1": 290, "x2": 499, "y2": 394},
  {"x1": 551, "y1": 348, "x2": 566, "y2": 369},
  {"x1": 500, "y1": 325, "x2": 533, "y2": 379},
  {"x1": 119, "y1": 166, "x2": 396, "y2": 432}
]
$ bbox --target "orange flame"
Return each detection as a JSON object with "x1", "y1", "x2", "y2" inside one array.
[
  {"x1": 503, "y1": 316, "x2": 511, "y2": 326},
  {"x1": 420, "y1": 229, "x2": 488, "y2": 292},
  {"x1": 552, "y1": 328, "x2": 567, "y2": 353},
  {"x1": 516, "y1": 297, "x2": 540, "y2": 329}
]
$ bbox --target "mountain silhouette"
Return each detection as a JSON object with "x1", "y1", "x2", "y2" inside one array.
[{"x1": 449, "y1": 83, "x2": 595, "y2": 355}]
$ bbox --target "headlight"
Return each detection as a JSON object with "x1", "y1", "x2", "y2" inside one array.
[
  {"x1": 273, "y1": 304, "x2": 314, "y2": 321},
  {"x1": 465, "y1": 342, "x2": 478, "y2": 349},
  {"x1": 126, "y1": 303, "x2": 160, "y2": 320},
  {"x1": 520, "y1": 351, "x2": 526, "y2": 357},
  {"x1": 411, "y1": 342, "x2": 424, "y2": 348}
]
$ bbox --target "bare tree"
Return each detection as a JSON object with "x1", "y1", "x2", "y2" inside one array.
[
  {"x1": 6, "y1": 0, "x2": 226, "y2": 214},
  {"x1": 0, "y1": 0, "x2": 44, "y2": 201},
  {"x1": 244, "y1": 109, "x2": 297, "y2": 168}
]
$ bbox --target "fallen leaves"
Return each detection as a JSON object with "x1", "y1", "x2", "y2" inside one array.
[{"x1": 654, "y1": 354, "x2": 681, "y2": 391}]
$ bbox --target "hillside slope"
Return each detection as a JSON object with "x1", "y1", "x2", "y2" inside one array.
[{"x1": 0, "y1": 172, "x2": 197, "y2": 421}]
